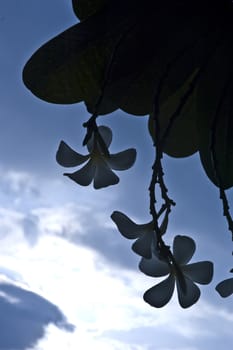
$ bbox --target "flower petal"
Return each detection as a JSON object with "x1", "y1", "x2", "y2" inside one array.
[
  {"x1": 183, "y1": 261, "x2": 213, "y2": 284},
  {"x1": 143, "y1": 274, "x2": 175, "y2": 308},
  {"x1": 56, "y1": 141, "x2": 89, "y2": 167},
  {"x1": 139, "y1": 255, "x2": 170, "y2": 277},
  {"x1": 216, "y1": 278, "x2": 233, "y2": 298},
  {"x1": 107, "y1": 149, "x2": 137, "y2": 170},
  {"x1": 64, "y1": 159, "x2": 95, "y2": 186},
  {"x1": 94, "y1": 158, "x2": 119, "y2": 189},
  {"x1": 87, "y1": 126, "x2": 112, "y2": 153},
  {"x1": 111, "y1": 211, "x2": 153, "y2": 239},
  {"x1": 132, "y1": 234, "x2": 153, "y2": 259},
  {"x1": 176, "y1": 277, "x2": 200, "y2": 308},
  {"x1": 98, "y1": 126, "x2": 112, "y2": 147},
  {"x1": 173, "y1": 235, "x2": 196, "y2": 264}
]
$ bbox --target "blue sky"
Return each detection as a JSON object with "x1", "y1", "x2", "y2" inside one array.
[{"x1": 1, "y1": 1, "x2": 233, "y2": 349}]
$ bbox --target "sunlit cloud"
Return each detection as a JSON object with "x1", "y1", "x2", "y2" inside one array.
[
  {"x1": 0, "y1": 167, "x2": 233, "y2": 349},
  {"x1": 0, "y1": 209, "x2": 230, "y2": 349},
  {"x1": 0, "y1": 275, "x2": 73, "y2": 350}
]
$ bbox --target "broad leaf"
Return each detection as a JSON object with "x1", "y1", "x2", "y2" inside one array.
[
  {"x1": 23, "y1": 1, "x2": 139, "y2": 114},
  {"x1": 148, "y1": 71, "x2": 198, "y2": 157},
  {"x1": 23, "y1": 8, "x2": 122, "y2": 112},
  {"x1": 72, "y1": 0, "x2": 106, "y2": 20},
  {"x1": 97, "y1": 1, "x2": 215, "y2": 116},
  {"x1": 197, "y1": 37, "x2": 233, "y2": 189},
  {"x1": 23, "y1": 0, "x2": 228, "y2": 119}
]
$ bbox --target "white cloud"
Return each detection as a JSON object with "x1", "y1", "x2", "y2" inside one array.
[
  {"x1": 34, "y1": 204, "x2": 89, "y2": 238},
  {"x1": 31, "y1": 324, "x2": 146, "y2": 350},
  {"x1": 1, "y1": 168, "x2": 233, "y2": 349},
  {"x1": 0, "y1": 168, "x2": 40, "y2": 208},
  {"x1": 0, "y1": 275, "x2": 73, "y2": 350},
  {"x1": 2, "y1": 170, "x2": 38, "y2": 195},
  {"x1": 0, "y1": 221, "x2": 230, "y2": 350}
]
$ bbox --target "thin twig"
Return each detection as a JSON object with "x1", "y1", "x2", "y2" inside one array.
[
  {"x1": 148, "y1": 51, "x2": 187, "y2": 291},
  {"x1": 83, "y1": 23, "x2": 137, "y2": 146},
  {"x1": 148, "y1": 27, "x2": 225, "y2": 295}
]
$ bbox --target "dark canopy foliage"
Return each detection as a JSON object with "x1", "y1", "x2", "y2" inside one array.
[
  {"x1": 22, "y1": 0, "x2": 233, "y2": 308},
  {"x1": 23, "y1": 0, "x2": 233, "y2": 189}
]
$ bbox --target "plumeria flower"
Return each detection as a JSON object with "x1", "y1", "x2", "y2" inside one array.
[
  {"x1": 216, "y1": 270, "x2": 233, "y2": 298},
  {"x1": 56, "y1": 126, "x2": 136, "y2": 189},
  {"x1": 139, "y1": 235, "x2": 213, "y2": 308},
  {"x1": 111, "y1": 211, "x2": 168, "y2": 259}
]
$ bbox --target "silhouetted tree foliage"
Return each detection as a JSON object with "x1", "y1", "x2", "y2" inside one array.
[{"x1": 23, "y1": 0, "x2": 233, "y2": 307}]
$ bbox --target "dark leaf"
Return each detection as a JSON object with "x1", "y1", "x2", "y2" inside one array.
[
  {"x1": 23, "y1": 4, "x2": 132, "y2": 113},
  {"x1": 148, "y1": 72, "x2": 198, "y2": 157},
  {"x1": 197, "y1": 37, "x2": 233, "y2": 189},
  {"x1": 72, "y1": 0, "x2": 107, "y2": 20},
  {"x1": 98, "y1": 0, "x2": 219, "y2": 116}
]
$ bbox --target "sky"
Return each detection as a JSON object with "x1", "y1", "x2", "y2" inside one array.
[{"x1": 1, "y1": 1, "x2": 233, "y2": 349}]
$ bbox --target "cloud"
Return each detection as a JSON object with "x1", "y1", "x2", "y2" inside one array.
[
  {"x1": 0, "y1": 278, "x2": 74, "y2": 350},
  {"x1": 1, "y1": 168, "x2": 233, "y2": 349},
  {"x1": 0, "y1": 209, "x2": 198, "y2": 350},
  {"x1": 33, "y1": 203, "x2": 138, "y2": 269},
  {"x1": 0, "y1": 169, "x2": 40, "y2": 204},
  {"x1": 0, "y1": 168, "x2": 137, "y2": 270},
  {"x1": 22, "y1": 212, "x2": 40, "y2": 246},
  {"x1": 0, "y1": 207, "x2": 40, "y2": 249},
  {"x1": 0, "y1": 226, "x2": 232, "y2": 350},
  {"x1": 0, "y1": 207, "x2": 24, "y2": 245},
  {"x1": 32, "y1": 324, "x2": 147, "y2": 350}
]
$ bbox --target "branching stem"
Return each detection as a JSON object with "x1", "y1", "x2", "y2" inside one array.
[
  {"x1": 148, "y1": 28, "x2": 225, "y2": 294},
  {"x1": 82, "y1": 23, "x2": 137, "y2": 146}
]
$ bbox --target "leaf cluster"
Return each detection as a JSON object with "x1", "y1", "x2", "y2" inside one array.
[{"x1": 22, "y1": 0, "x2": 233, "y2": 307}]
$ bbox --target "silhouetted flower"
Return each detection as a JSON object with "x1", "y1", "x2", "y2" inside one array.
[
  {"x1": 111, "y1": 211, "x2": 154, "y2": 259},
  {"x1": 140, "y1": 235, "x2": 213, "y2": 308},
  {"x1": 216, "y1": 270, "x2": 233, "y2": 298},
  {"x1": 111, "y1": 210, "x2": 169, "y2": 259},
  {"x1": 56, "y1": 126, "x2": 136, "y2": 189}
]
